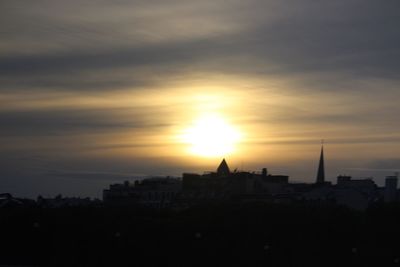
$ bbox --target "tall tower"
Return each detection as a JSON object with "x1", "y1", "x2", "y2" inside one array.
[{"x1": 316, "y1": 142, "x2": 325, "y2": 184}]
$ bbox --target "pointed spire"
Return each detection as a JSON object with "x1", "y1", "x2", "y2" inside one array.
[
  {"x1": 316, "y1": 142, "x2": 325, "y2": 184},
  {"x1": 217, "y1": 158, "x2": 230, "y2": 176}
]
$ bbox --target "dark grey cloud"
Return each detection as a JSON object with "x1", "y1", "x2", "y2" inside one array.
[
  {"x1": 0, "y1": 107, "x2": 172, "y2": 136},
  {"x1": 250, "y1": 136, "x2": 400, "y2": 146},
  {"x1": 1, "y1": 0, "x2": 400, "y2": 93},
  {"x1": 0, "y1": 40, "x2": 200, "y2": 75},
  {"x1": 368, "y1": 159, "x2": 400, "y2": 171}
]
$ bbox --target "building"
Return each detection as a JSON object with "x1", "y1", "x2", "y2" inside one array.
[
  {"x1": 37, "y1": 195, "x2": 97, "y2": 208},
  {"x1": 384, "y1": 175, "x2": 398, "y2": 202},
  {"x1": 0, "y1": 193, "x2": 37, "y2": 208},
  {"x1": 304, "y1": 175, "x2": 379, "y2": 210},
  {"x1": 100, "y1": 146, "x2": 399, "y2": 210},
  {"x1": 103, "y1": 177, "x2": 181, "y2": 208},
  {"x1": 182, "y1": 159, "x2": 289, "y2": 199}
]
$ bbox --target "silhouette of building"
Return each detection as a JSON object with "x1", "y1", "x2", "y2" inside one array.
[
  {"x1": 103, "y1": 177, "x2": 181, "y2": 208},
  {"x1": 316, "y1": 144, "x2": 325, "y2": 184},
  {"x1": 0, "y1": 193, "x2": 36, "y2": 208},
  {"x1": 335, "y1": 175, "x2": 379, "y2": 209},
  {"x1": 182, "y1": 159, "x2": 289, "y2": 199},
  {"x1": 217, "y1": 158, "x2": 230, "y2": 176},
  {"x1": 384, "y1": 175, "x2": 398, "y2": 202},
  {"x1": 100, "y1": 149, "x2": 400, "y2": 211},
  {"x1": 304, "y1": 175, "x2": 379, "y2": 210},
  {"x1": 36, "y1": 195, "x2": 97, "y2": 208},
  {"x1": 337, "y1": 175, "x2": 351, "y2": 184}
]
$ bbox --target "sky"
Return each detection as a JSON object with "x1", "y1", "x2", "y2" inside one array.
[{"x1": 1, "y1": 0, "x2": 400, "y2": 198}]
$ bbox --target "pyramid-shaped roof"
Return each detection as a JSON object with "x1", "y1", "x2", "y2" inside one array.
[{"x1": 217, "y1": 158, "x2": 230, "y2": 176}]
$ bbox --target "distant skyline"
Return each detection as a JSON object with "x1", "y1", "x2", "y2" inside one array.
[{"x1": 1, "y1": 0, "x2": 400, "y2": 198}]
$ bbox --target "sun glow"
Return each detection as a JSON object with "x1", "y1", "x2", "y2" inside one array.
[{"x1": 181, "y1": 114, "x2": 241, "y2": 157}]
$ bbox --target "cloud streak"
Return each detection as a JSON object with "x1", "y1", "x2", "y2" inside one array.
[{"x1": 2, "y1": 0, "x2": 400, "y2": 93}]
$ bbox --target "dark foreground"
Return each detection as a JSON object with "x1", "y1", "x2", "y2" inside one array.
[{"x1": 0, "y1": 202, "x2": 400, "y2": 267}]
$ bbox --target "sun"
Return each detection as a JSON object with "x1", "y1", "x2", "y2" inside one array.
[{"x1": 181, "y1": 113, "x2": 241, "y2": 157}]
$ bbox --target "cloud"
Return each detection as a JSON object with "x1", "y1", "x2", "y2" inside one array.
[
  {"x1": 0, "y1": 107, "x2": 171, "y2": 137},
  {"x1": 367, "y1": 159, "x2": 400, "y2": 170},
  {"x1": 1, "y1": 0, "x2": 400, "y2": 94}
]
